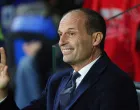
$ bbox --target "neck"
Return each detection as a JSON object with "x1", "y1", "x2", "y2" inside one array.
[{"x1": 71, "y1": 49, "x2": 102, "y2": 71}]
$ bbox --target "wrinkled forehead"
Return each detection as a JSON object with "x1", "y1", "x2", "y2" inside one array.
[{"x1": 59, "y1": 11, "x2": 86, "y2": 30}]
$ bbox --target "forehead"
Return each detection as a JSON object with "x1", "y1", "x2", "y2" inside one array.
[{"x1": 58, "y1": 11, "x2": 86, "y2": 31}]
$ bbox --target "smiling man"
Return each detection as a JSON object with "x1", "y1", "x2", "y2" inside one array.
[
  {"x1": 58, "y1": 10, "x2": 102, "y2": 71},
  {"x1": 0, "y1": 8, "x2": 139, "y2": 110}
]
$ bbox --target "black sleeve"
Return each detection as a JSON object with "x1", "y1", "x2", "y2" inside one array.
[
  {"x1": 0, "y1": 92, "x2": 19, "y2": 110},
  {"x1": 22, "y1": 89, "x2": 47, "y2": 110},
  {"x1": 0, "y1": 89, "x2": 47, "y2": 110},
  {"x1": 0, "y1": 74, "x2": 53, "y2": 110}
]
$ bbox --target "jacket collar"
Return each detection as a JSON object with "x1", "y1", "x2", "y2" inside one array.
[
  {"x1": 66, "y1": 52, "x2": 110, "y2": 110},
  {"x1": 55, "y1": 52, "x2": 110, "y2": 110}
]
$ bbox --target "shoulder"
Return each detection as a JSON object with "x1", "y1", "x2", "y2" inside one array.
[
  {"x1": 47, "y1": 68, "x2": 72, "y2": 85},
  {"x1": 100, "y1": 60, "x2": 135, "y2": 90}
]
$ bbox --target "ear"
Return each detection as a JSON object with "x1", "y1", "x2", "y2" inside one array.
[{"x1": 92, "y1": 32, "x2": 103, "y2": 46}]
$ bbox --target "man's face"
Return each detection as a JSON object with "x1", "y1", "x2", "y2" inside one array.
[{"x1": 58, "y1": 11, "x2": 94, "y2": 65}]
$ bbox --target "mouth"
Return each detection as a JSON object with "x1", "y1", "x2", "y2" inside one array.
[{"x1": 61, "y1": 48, "x2": 74, "y2": 55}]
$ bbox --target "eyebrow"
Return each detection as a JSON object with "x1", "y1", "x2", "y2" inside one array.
[{"x1": 58, "y1": 28, "x2": 77, "y2": 33}]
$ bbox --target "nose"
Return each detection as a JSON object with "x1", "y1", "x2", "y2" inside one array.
[{"x1": 59, "y1": 33, "x2": 68, "y2": 46}]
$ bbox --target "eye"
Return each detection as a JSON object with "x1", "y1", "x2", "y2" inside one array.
[
  {"x1": 67, "y1": 32, "x2": 76, "y2": 36},
  {"x1": 70, "y1": 32, "x2": 75, "y2": 36}
]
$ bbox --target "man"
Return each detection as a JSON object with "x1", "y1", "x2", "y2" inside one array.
[{"x1": 0, "y1": 8, "x2": 139, "y2": 110}]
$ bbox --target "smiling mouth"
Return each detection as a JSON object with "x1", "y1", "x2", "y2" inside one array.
[{"x1": 62, "y1": 49, "x2": 74, "y2": 55}]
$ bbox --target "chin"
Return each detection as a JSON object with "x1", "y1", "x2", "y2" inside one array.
[
  {"x1": 63, "y1": 59, "x2": 71, "y2": 63},
  {"x1": 63, "y1": 58, "x2": 73, "y2": 64}
]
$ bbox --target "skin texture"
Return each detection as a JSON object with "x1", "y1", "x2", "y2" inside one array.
[
  {"x1": 0, "y1": 47, "x2": 9, "y2": 100},
  {"x1": 58, "y1": 11, "x2": 103, "y2": 71}
]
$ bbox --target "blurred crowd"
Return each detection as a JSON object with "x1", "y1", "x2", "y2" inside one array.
[
  {"x1": 0, "y1": 0, "x2": 83, "y2": 108},
  {"x1": 0, "y1": 0, "x2": 140, "y2": 109}
]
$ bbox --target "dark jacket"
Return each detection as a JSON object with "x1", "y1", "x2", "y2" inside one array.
[{"x1": 0, "y1": 52, "x2": 139, "y2": 110}]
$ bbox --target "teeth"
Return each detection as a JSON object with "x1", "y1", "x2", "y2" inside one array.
[
  {"x1": 62, "y1": 49, "x2": 73, "y2": 54},
  {"x1": 63, "y1": 49, "x2": 72, "y2": 50},
  {"x1": 63, "y1": 50, "x2": 72, "y2": 52}
]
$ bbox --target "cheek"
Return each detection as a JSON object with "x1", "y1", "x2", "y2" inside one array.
[
  {"x1": 75, "y1": 41, "x2": 87, "y2": 56},
  {"x1": 81, "y1": 38, "x2": 92, "y2": 48},
  {"x1": 79, "y1": 40, "x2": 93, "y2": 56},
  {"x1": 70, "y1": 36, "x2": 92, "y2": 54}
]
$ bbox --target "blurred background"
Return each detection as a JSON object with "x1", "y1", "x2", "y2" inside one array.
[{"x1": 0, "y1": 0, "x2": 140, "y2": 109}]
